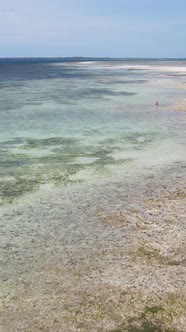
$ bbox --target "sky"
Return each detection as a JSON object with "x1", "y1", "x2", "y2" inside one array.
[{"x1": 0, "y1": 0, "x2": 186, "y2": 58}]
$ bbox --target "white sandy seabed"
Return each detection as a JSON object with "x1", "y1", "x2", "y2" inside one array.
[{"x1": 0, "y1": 159, "x2": 186, "y2": 331}]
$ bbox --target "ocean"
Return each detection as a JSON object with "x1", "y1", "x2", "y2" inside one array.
[
  {"x1": 0, "y1": 59, "x2": 185, "y2": 205},
  {"x1": 0, "y1": 59, "x2": 186, "y2": 331}
]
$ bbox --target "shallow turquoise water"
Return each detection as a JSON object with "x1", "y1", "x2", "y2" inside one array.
[{"x1": 0, "y1": 60, "x2": 186, "y2": 205}]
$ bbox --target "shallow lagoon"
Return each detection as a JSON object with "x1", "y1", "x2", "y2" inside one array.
[
  {"x1": 0, "y1": 60, "x2": 186, "y2": 331},
  {"x1": 0, "y1": 60, "x2": 186, "y2": 204}
]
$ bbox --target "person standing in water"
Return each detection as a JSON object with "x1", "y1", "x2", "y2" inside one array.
[{"x1": 155, "y1": 101, "x2": 159, "y2": 109}]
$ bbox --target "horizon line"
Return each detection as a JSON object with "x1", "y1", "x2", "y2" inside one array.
[
  {"x1": 0, "y1": 55, "x2": 186, "y2": 59},
  {"x1": 0, "y1": 56, "x2": 186, "y2": 60}
]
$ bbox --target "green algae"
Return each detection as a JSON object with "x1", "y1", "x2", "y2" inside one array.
[
  {"x1": 0, "y1": 147, "x2": 132, "y2": 205},
  {"x1": 145, "y1": 306, "x2": 164, "y2": 314},
  {"x1": 0, "y1": 151, "x2": 32, "y2": 169},
  {"x1": 130, "y1": 246, "x2": 186, "y2": 267},
  {"x1": 0, "y1": 135, "x2": 137, "y2": 205},
  {"x1": 0, "y1": 177, "x2": 40, "y2": 204},
  {"x1": 0, "y1": 162, "x2": 84, "y2": 205},
  {"x1": 97, "y1": 131, "x2": 159, "y2": 154},
  {"x1": 106, "y1": 289, "x2": 185, "y2": 332},
  {"x1": 110, "y1": 321, "x2": 174, "y2": 332},
  {"x1": 110, "y1": 312, "x2": 174, "y2": 332},
  {"x1": 23, "y1": 137, "x2": 78, "y2": 149},
  {"x1": 120, "y1": 131, "x2": 158, "y2": 145}
]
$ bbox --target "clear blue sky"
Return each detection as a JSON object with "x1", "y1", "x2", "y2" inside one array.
[{"x1": 1, "y1": 0, "x2": 186, "y2": 58}]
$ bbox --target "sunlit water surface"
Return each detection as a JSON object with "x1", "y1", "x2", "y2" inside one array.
[{"x1": 0, "y1": 60, "x2": 185, "y2": 205}]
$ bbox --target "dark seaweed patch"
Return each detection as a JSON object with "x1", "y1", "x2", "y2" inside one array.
[
  {"x1": 83, "y1": 88, "x2": 137, "y2": 97},
  {"x1": 97, "y1": 79, "x2": 148, "y2": 85},
  {"x1": 24, "y1": 137, "x2": 78, "y2": 149},
  {"x1": 110, "y1": 321, "x2": 173, "y2": 332}
]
